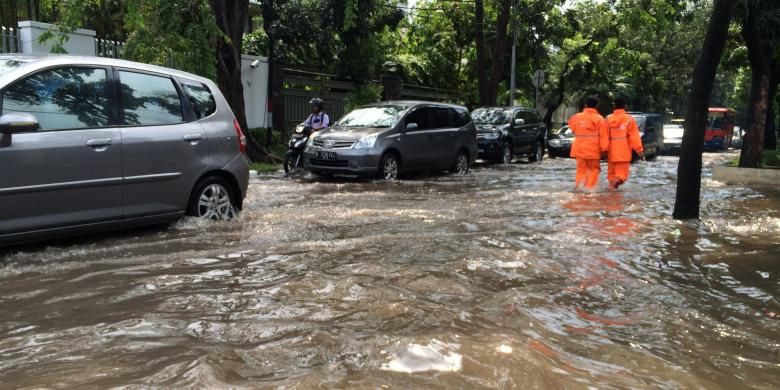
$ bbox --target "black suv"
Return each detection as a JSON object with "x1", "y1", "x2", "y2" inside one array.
[
  {"x1": 627, "y1": 112, "x2": 664, "y2": 160},
  {"x1": 472, "y1": 107, "x2": 548, "y2": 163}
]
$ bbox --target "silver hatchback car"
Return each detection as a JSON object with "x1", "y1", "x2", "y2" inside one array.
[
  {"x1": 0, "y1": 55, "x2": 249, "y2": 245},
  {"x1": 304, "y1": 101, "x2": 477, "y2": 179}
]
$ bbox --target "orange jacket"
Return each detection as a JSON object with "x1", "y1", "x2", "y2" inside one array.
[
  {"x1": 606, "y1": 109, "x2": 643, "y2": 162},
  {"x1": 568, "y1": 108, "x2": 609, "y2": 159}
]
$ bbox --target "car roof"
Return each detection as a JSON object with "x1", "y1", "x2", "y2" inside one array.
[
  {"x1": 474, "y1": 106, "x2": 537, "y2": 112},
  {"x1": 368, "y1": 100, "x2": 468, "y2": 110},
  {"x1": 0, "y1": 54, "x2": 213, "y2": 84}
]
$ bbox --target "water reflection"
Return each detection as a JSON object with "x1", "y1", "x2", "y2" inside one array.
[{"x1": 1, "y1": 153, "x2": 779, "y2": 388}]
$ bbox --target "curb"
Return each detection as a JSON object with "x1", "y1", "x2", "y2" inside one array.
[{"x1": 712, "y1": 165, "x2": 780, "y2": 186}]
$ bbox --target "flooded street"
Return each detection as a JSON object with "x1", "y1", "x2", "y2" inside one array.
[{"x1": 1, "y1": 153, "x2": 779, "y2": 388}]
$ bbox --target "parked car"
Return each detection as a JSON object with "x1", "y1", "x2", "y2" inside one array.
[
  {"x1": 303, "y1": 101, "x2": 476, "y2": 179},
  {"x1": 472, "y1": 106, "x2": 547, "y2": 163},
  {"x1": 0, "y1": 55, "x2": 249, "y2": 245},
  {"x1": 628, "y1": 112, "x2": 664, "y2": 160},
  {"x1": 662, "y1": 123, "x2": 684, "y2": 155},
  {"x1": 547, "y1": 125, "x2": 574, "y2": 158}
]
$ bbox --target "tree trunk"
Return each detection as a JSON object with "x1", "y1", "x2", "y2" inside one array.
[
  {"x1": 261, "y1": 0, "x2": 275, "y2": 145},
  {"x1": 673, "y1": 0, "x2": 736, "y2": 220},
  {"x1": 10, "y1": 0, "x2": 18, "y2": 28},
  {"x1": 25, "y1": 0, "x2": 32, "y2": 19},
  {"x1": 485, "y1": 0, "x2": 512, "y2": 106},
  {"x1": 208, "y1": 0, "x2": 278, "y2": 163},
  {"x1": 764, "y1": 59, "x2": 778, "y2": 150},
  {"x1": 0, "y1": 1, "x2": 7, "y2": 28},
  {"x1": 475, "y1": 0, "x2": 488, "y2": 106},
  {"x1": 739, "y1": 5, "x2": 770, "y2": 168}
]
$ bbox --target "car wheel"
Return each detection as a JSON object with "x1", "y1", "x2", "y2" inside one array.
[
  {"x1": 529, "y1": 143, "x2": 544, "y2": 163},
  {"x1": 450, "y1": 150, "x2": 469, "y2": 175},
  {"x1": 187, "y1": 176, "x2": 238, "y2": 221},
  {"x1": 378, "y1": 152, "x2": 401, "y2": 180},
  {"x1": 501, "y1": 143, "x2": 513, "y2": 164}
]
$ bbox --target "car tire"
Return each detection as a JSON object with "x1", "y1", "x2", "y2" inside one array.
[
  {"x1": 500, "y1": 143, "x2": 513, "y2": 164},
  {"x1": 449, "y1": 150, "x2": 470, "y2": 175},
  {"x1": 378, "y1": 152, "x2": 401, "y2": 180},
  {"x1": 529, "y1": 142, "x2": 544, "y2": 163},
  {"x1": 187, "y1": 176, "x2": 239, "y2": 221}
]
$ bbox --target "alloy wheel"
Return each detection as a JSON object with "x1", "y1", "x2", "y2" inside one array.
[
  {"x1": 383, "y1": 156, "x2": 399, "y2": 180},
  {"x1": 196, "y1": 184, "x2": 236, "y2": 221}
]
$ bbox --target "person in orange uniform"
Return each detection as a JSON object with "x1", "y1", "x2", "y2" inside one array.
[
  {"x1": 606, "y1": 96, "x2": 644, "y2": 191},
  {"x1": 568, "y1": 96, "x2": 609, "y2": 190}
]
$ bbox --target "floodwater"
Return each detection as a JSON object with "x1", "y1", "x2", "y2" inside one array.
[{"x1": 1, "y1": 153, "x2": 779, "y2": 389}]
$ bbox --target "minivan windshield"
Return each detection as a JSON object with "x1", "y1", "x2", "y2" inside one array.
[
  {"x1": 471, "y1": 108, "x2": 511, "y2": 125},
  {"x1": 0, "y1": 59, "x2": 28, "y2": 76},
  {"x1": 337, "y1": 105, "x2": 406, "y2": 128}
]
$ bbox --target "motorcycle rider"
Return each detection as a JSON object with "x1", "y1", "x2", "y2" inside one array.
[{"x1": 304, "y1": 98, "x2": 330, "y2": 130}]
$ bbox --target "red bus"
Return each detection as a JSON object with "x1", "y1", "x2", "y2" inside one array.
[{"x1": 705, "y1": 107, "x2": 736, "y2": 150}]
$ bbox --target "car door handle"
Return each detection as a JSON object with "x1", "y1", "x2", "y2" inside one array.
[
  {"x1": 86, "y1": 138, "x2": 112, "y2": 151},
  {"x1": 184, "y1": 134, "x2": 203, "y2": 145}
]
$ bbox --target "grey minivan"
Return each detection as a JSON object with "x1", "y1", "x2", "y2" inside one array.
[
  {"x1": 0, "y1": 55, "x2": 249, "y2": 245},
  {"x1": 303, "y1": 101, "x2": 477, "y2": 179}
]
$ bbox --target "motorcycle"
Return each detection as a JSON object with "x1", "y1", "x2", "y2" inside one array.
[{"x1": 284, "y1": 124, "x2": 315, "y2": 175}]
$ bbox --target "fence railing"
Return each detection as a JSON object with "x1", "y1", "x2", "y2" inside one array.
[
  {"x1": 1, "y1": 26, "x2": 21, "y2": 54},
  {"x1": 95, "y1": 38, "x2": 124, "y2": 58}
]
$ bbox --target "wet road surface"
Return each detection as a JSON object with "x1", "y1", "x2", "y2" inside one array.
[{"x1": 1, "y1": 153, "x2": 779, "y2": 388}]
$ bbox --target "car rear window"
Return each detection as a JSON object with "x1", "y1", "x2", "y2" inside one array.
[
  {"x1": 181, "y1": 81, "x2": 216, "y2": 119},
  {"x1": 119, "y1": 71, "x2": 183, "y2": 126},
  {"x1": 451, "y1": 108, "x2": 470, "y2": 127}
]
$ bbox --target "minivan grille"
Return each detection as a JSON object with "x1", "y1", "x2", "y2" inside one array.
[
  {"x1": 313, "y1": 139, "x2": 355, "y2": 149},
  {"x1": 309, "y1": 158, "x2": 349, "y2": 168}
]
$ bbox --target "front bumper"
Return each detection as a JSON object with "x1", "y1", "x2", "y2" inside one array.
[
  {"x1": 477, "y1": 139, "x2": 502, "y2": 159},
  {"x1": 303, "y1": 146, "x2": 382, "y2": 176},
  {"x1": 704, "y1": 137, "x2": 725, "y2": 149}
]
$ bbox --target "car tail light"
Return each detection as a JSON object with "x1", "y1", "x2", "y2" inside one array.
[{"x1": 234, "y1": 118, "x2": 247, "y2": 154}]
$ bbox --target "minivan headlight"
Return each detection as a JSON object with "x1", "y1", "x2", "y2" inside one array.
[{"x1": 353, "y1": 133, "x2": 379, "y2": 149}]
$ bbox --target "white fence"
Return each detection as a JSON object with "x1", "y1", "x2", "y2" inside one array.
[
  {"x1": 1, "y1": 26, "x2": 21, "y2": 53},
  {"x1": 95, "y1": 38, "x2": 124, "y2": 59}
]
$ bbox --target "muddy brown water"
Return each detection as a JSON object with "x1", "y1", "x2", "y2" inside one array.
[{"x1": 1, "y1": 153, "x2": 779, "y2": 389}]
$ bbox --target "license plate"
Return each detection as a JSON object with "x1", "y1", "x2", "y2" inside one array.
[
  {"x1": 316, "y1": 151, "x2": 337, "y2": 160},
  {"x1": 478, "y1": 148, "x2": 485, "y2": 153}
]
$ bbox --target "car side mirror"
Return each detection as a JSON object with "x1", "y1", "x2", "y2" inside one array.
[
  {"x1": 405, "y1": 123, "x2": 418, "y2": 133},
  {"x1": 514, "y1": 118, "x2": 524, "y2": 126},
  {"x1": 0, "y1": 112, "x2": 39, "y2": 134}
]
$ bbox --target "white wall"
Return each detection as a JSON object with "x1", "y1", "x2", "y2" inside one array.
[
  {"x1": 18, "y1": 21, "x2": 96, "y2": 56},
  {"x1": 240, "y1": 55, "x2": 270, "y2": 129}
]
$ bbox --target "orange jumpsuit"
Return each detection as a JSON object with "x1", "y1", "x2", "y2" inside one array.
[
  {"x1": 606, "y1": 109, "x2": 643, "y2": 189},
  {"x1": 568, "y1": 108, "x2": 609, "y2": 189}
]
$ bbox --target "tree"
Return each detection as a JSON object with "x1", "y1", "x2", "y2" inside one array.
[
  {"x1": 766, "y1": 59, "x2": 779, "y2": 150},
  {"x1": 474, "y1": 0, "x2": 511, "y2": 106},
  {"x1": 207, "y1": 0, "x2": 277, "y2": 162},
  {"x1": 738, "y1": 1, "x2": 769, "y2": 167},
  {"x1": 673, "y1": 0, "x2": 738, "y2": 220}
]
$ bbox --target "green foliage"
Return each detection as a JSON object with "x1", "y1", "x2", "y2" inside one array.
[
  {"x1": 39, "y1": 0, "x2": 220, "y2": 80},
  {"x1": 345, "y1": 83, "x2": 383, "y2": 111},
  {"x1": 249, "y1": 162, "x2": 282, "y2": 173},
  {"x1": 123, "y1": 0, "x2": 220, "y2": 79},
  {"x1": 727, "y1": 150, "x2": 780, "y2": 168}
]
